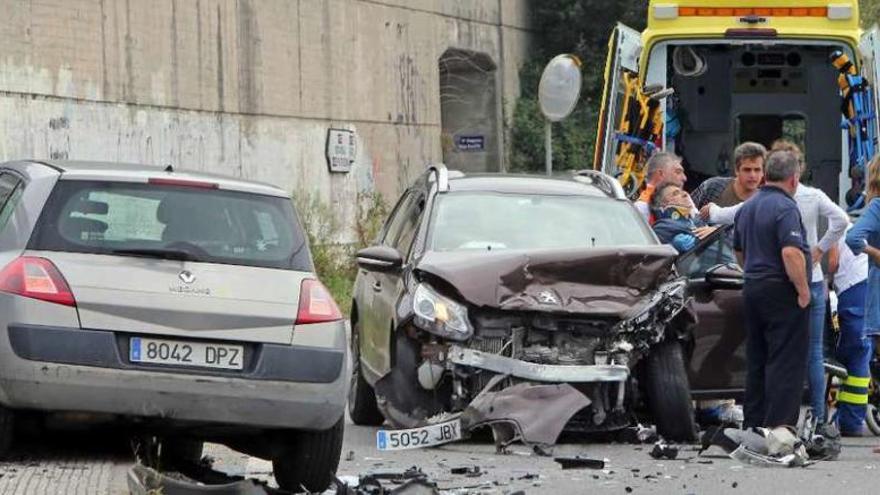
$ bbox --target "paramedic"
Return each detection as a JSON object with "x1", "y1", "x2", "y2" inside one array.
[
  {"x1": 694, "y1": 142, "x2": 767, "y2": 211},
  {"x1": 734, "y1": 150, "x2": 811, "y2": 428},
  {"x1": 634, "y1": 152, "x2": 687, "y2": 222},
  {"x1": 846, "y1": 155, "x2": 880, "y2": 413},
  {"x1": 828, "y1": 228, "x2": 872, "y2": 436}
]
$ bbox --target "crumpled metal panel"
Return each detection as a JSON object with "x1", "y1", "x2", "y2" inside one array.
[
  {"x1": 448, "y1": 345, "x2": 629, "y2": 382},
  {"x1": 460, "y1": 377, "x2": 591, "y2": 447},
  {"x1": 414, "y1": 246, "x2": 677, "y2": 318}
]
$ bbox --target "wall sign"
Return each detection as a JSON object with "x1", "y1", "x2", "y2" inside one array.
[
  {"x1": 326, "y1": 128, "x2": 356, "y2": 173},
  {"x1": 455, "y1": 135, "x2": 485, "y2": 152}
]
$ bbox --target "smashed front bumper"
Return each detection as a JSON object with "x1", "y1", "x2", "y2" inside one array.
[{"x1": 447, "y1": 345, "x2": 629, "y2": 383}]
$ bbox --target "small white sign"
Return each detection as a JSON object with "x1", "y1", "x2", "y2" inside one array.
[{"x1": 326, "y1": 128, "x2": 356, "y2": 173}]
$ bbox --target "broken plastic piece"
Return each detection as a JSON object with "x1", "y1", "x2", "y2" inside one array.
[
  {"x1": 649, "y1": 441, "x2": 679, "y2": 460},
  {"x1": 460, "y1": 378, "x2": 590, "y2": 449},
  {"x1": 554, "y1": 456, "x2": 606, "y2": 470}
]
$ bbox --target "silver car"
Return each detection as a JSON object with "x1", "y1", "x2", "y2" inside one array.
[{"x1": 0, "y1": 160, "x2": 347, "y2": 492}]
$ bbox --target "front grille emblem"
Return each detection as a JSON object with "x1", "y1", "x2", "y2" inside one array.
[
  {"x1": 179, "y1": 270, "x2": 196, "y2": 285},
  {"x1": 537, "y1": 291, "x2": 559, "y2": 305}
]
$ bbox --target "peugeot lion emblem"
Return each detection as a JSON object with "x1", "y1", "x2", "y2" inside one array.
[
  {"x1": 179, "y1": 270, "x2": 196, "y2": 285},
  {"x1": 538, "y1": 291, "x2": 559, "y2": 305}
]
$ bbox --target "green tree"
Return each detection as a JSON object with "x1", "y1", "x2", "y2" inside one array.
[
  {"x1": 509, "y1": 0, "x2": 647, "y2": 172},
  {"x1": 862, "y1": 0, "x2": 880, "y2": 27}
]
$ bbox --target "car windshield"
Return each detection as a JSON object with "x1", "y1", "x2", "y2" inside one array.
[
  {"x1": 427, "y1": 192, "x2": 654, "y2": 251},
  {"x1": 28, "y1": 180, "x2": 311, "y2": 271}
]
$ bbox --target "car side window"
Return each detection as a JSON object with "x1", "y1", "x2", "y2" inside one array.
[
  {"x1": 0, "y1": 173, "x2": 23, "y2": 232},
  {"x1": 677, "y1": 231, "x2": 739, "y2": 279},
  {"x1": 381, "y1": 191, "x2": 415, "y2": 247},
  {"x1": 391, "y1": 194, "x2": 424, "y2": 257}
]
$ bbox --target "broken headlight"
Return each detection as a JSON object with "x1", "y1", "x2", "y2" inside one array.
[
  {"x1": 412, "y1": 283, "x2": 473, "y2": 341},
  {"x1": 616, "y1": 279, "x2": 687, "y2": 332}
]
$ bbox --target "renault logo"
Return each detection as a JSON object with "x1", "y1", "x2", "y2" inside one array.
[
  {"x1": 537, "y1": 291, "x2": 559, "y2": 305},
  {"x1": 179, "y1": 270, "x2": 196, "y2": 284}
]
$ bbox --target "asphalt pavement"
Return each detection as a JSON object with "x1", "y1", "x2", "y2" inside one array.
[{"x1": 0, "y1": 418, "x2": 877, "y2": 494}]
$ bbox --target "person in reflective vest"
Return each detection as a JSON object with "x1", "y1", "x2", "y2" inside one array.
[{"x1": 829, "y1": 227, "x2": 872, "y2": 435}]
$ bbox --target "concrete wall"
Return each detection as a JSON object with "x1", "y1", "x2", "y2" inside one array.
[{"x1": 0, "y1": 0, "x2": 534, "y2": 239}]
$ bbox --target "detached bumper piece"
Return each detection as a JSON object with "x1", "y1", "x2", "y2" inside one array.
[{"x1": 448, "y1": 345, "x2": 629, "y2": 383}]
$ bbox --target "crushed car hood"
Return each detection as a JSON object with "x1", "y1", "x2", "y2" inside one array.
[{"x1": 415, "y1": 246, "x2": 678, "y2": 318}]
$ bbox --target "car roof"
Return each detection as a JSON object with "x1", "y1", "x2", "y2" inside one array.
[
  {"x1": 9, "y1": 160, "x2": 289, "y2": 198},
  {"x1": 444, "y1": 173, "x2": 613, "y2": 198}
]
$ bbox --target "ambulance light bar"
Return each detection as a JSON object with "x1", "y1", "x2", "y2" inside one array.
[{"x1": 653, "y1": 4, "x2": 852, "y2": 20}]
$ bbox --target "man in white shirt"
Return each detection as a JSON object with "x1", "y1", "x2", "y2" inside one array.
[
  {"x1": 828, "y1": 228, "x2": 872, "y2": 436},
  {"x1": 705, "y1": 142, "x2": 848, "y2": 425}
]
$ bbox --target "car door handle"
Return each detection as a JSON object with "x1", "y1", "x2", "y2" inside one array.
[{"x1": 372, "y1": 281, "x2": 382, "y2": 292}]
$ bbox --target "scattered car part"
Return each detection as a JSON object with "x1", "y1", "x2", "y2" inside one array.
[
  {"x1": 341, "y1": 467, "x2": 440, "y2": 495},
  {"x1": 554, "y1": 456, "x2": 606, "y2": 470},
  {"x1": 459, "y1": 376, "x2": 590, "y2": 450},
  {"x1": 649, "y1": 441, "x2": 679, "y2": 460},
  {"x1": 448, "y1": 345, "x2": 629, "y2": 383},
  {"x1": 449, "y1": 466, "x2": 483, "y2": 477},
  {"x1": 127, "y1": 463, "x2": 279, "y2": 495}
]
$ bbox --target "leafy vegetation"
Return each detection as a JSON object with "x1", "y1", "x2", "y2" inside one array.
[{"x1": 294, "y1": 191, "x2": 388, "y2": 316}]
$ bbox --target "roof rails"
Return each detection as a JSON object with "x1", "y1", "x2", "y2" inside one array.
[
  {"x1": 573, "y1": 169, "x2": 627, "y2": 200},
  {"x1": 426, "y1": 163, "x2": 450, "y2": 192}
]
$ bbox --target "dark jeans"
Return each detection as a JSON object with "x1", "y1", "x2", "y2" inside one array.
[{"x1": 743, "y1": 279, "x2": 810, "y2": 428}]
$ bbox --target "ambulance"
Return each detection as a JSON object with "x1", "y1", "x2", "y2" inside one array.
[{"x1": 594, "y1": 0, "x2": 880, "y2": 206}]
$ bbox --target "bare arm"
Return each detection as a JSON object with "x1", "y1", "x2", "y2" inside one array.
[
  {"x1": 782, "y1": 246, "x2": 811, "y2": 308},
  {"x1": 827, "y1": 243, "x2": 840, "y2": 276}
]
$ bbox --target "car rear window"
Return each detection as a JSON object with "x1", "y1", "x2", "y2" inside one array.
[{"x1": 28, "y1": 180, "x2": 312, "y2": 271}]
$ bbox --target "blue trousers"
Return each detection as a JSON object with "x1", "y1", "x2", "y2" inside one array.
[
  {"x1": 835, "y1": 281, "x2": 873, "y2": 433},
  {"x1": 808, "y1": 281, "x2": 827, "y2": 422}
]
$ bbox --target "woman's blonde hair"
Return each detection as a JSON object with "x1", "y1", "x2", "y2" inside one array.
[{"x1": 867, "y1": 154, "x2": 880, "y2": 203}]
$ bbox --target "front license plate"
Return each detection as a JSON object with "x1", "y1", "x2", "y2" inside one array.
[
  {"x1": 130, "y1": 337, "x2": 244, "y2": 370},
  {"x1": 376, "y1": 418, "x2": 461, "y2": 451}
]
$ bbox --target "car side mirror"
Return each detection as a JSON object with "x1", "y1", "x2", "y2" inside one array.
[
  {"x1": 356, "y1": 245, "x2": 403, "y2": 273},
  {"x1": 705, "y1": 263, "x2": 744, "y2": 290}
]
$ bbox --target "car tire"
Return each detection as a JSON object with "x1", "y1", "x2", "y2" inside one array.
[
  {"x1": 348, "y1": 320, "x2": 385, "y2": 426},
  {"x1": 272, "y1": 418, "x2": 344, "y2": 493},
  {"x1": 644, "y1": 340, "x2": 697, "y2": 442},
  {"x1": 161, "y1": 438, "x2": 204, "y2": 467},
  {"x1": 0, "y1": 406, "x2": 13, "y2": 459},
  {"x1": 867, "y1": 404, "x2": 880, "y2": 436}
]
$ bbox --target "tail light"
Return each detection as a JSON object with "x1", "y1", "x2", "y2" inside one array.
[
  {"x1": 296, "y1": 279, "x2": 342, "y2": 324},
  {"x1": 0, "y1": 257, "x2": 76, "y2": 307}
]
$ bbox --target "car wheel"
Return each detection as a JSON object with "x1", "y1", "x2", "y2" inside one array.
[
  {"x1": 272, "y1": 418, "x2": 344, "y2": 493},
  {"x1": 0, "y1": 406, "x2": 12, "y2": 459},
  {"x1": 644, "y1": 340, "x2": 697, "y2": 442},
  {"x1": 348, "y1": 320, "x2": 385, "y2": 426},
  {"x1": 867, "y1": 404, "x2": 880, "y2": 436},
  {"x1": 161, "y1": 438, "x2": 204, "y2": 467}
]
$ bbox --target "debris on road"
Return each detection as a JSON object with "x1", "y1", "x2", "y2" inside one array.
[
  {"x1": 127, "y1": 463, "x2": 282, "y2": 495},
  {"x1": 649, "y1": 441, "x2": 679, "y2": 460},
  {"x1": 619, "y1": 424, "x2": 658, "y2": 444},
  {"x1": 334, "y1": 467, "x2": 440, "y2": 495},
  {"x1": 554, "y1": 456, "x2": 606, "y2": 470},
  {"x1": 700, "y1": 426, "x2": 811, "y2": 468},
  {"x1": 460, "y1": 375, "x2": 590, "y2": 451},
  {"x1": 449, "y1": 466, "x2": 482, "y2": 477}
]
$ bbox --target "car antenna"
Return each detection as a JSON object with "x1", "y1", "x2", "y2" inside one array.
[{"x1": 164, "y1": 164, "x2": 174, "y2": 173}]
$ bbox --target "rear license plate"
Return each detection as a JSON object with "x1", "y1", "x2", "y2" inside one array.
[
  {"x1": 130, "y1": 337, "x2": 244, "y2": 370},
  {"x1": 376, "y1": 418, "x2": 461, "y2": 451}
]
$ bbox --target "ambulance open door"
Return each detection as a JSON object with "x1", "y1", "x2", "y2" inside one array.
[{"x1": 593, "y1": 23, "x2": 642, "y2": 177}]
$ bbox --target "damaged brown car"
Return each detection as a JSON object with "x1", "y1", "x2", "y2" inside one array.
[{"x1": 349, "y1": 167, "x2": 701, "y2": 443}]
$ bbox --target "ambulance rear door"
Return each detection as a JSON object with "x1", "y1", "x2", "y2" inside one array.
[{"x1": 593, "y1": 23, "x2": 642, "y2": 175}]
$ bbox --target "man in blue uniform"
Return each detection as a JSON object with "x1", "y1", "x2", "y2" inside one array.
[{"x1": 734, "y1": 150, "x2": 811, "y2": 428}]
